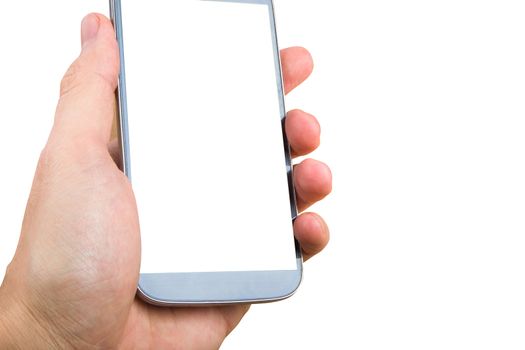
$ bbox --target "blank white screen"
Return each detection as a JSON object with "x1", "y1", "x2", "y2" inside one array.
[{"x1": 120, "y1": 0, "x2": 297, "y2": 273}]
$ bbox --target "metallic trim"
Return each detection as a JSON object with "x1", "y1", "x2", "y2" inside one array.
[{"x1": 110, "y1": 0, "x2": 132, "y2": 179}]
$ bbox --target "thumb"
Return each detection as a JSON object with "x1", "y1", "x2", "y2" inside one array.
[{"x1": 51, "y1": 13, "x2": 119, "y2": 148}]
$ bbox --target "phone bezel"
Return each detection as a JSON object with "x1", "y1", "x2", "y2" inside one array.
[{"x1": 110, "y1": 0, "x2": 303, "y2": 306}]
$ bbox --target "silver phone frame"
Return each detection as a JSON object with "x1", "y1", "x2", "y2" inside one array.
[{"x1": 109, "y1": 0, "x2": 303, "y2": 306}]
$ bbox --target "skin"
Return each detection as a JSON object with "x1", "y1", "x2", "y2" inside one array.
[{"x1": 0, "y1": 14, "x2": 332, "y2": 349}]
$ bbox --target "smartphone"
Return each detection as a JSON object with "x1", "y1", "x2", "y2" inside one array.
[{"x1": 110, "y1": 0, "x2": 302, "y2": 306}]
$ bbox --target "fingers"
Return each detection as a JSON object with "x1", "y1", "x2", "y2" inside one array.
[
  {"x1": 294, "y1": 159, "x2": 332, "y2": 212},
  {"x1": 281, "y1": 47, "x2": 314, "y2": 94},
  {"x1": 294, "y1": 213, "x2": 330, "y2": 261},
  {"x1": 286, "y1": 109, "x2": 321, "y2": 158},
  {"x1": 281, "y1": 49, "x2": 329, "y2": 261},
  {"x1": 50, "y1": 13, "x2": 119, "y2": 149}
]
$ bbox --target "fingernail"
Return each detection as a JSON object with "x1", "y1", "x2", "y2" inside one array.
[{"x1": 81, "y1": 14, "x2": 100, "y2": 49}]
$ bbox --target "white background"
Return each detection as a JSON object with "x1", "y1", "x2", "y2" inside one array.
[{"x1": 1, "y1": 1, "x2": 524, "y2": 349}]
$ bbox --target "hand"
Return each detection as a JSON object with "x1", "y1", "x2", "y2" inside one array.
[{"x1": 0, "y1": 14, "x2": 332, "y2": 349}]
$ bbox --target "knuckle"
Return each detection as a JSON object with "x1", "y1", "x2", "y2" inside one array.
[
  {"x1": 60, "y1": 59, "x2": 115, "y2": 98},
  {"x1": 36, "y1": 144, "x2": 62, "y2": 177},
  {"x1": 37, "y1": 140, "x2": 97, "y2": 177},
  {"x1": 36, "y1": 140, "x2": 115, "y2": 193},
  {"x1": 60, "y1": 60, "x2": 86, "y2": 97}
]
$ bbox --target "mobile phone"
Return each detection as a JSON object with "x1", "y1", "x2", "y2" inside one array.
[{"x1": 110, "y1": 0, "x2": 302, "y2": 306}]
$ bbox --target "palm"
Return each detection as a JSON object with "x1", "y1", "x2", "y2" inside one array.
[{"x1": 120, "y1": 300, "x2": 248, "y2": 349}]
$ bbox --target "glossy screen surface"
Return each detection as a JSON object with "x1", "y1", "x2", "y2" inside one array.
[{"x1": 119, "y1": 0, "x2": 297, "y2": 273}]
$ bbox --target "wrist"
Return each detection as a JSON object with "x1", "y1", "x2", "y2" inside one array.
[
  {"x1": 0, "y1": 286, "x2": 24, "y2": 349},
  {"x1": 0, "y1": 283, "x2": 66, "y2": 349},
  {"x1": 0, "y1": 285, "x2": 20, "y2": 348}
]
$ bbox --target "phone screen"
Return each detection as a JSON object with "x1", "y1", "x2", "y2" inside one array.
[{"x1": 119, "y1": 0, "x2": 298, "y2": 274}]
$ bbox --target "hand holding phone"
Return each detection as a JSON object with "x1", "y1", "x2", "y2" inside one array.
[{"x1": 0, "y1": 10, "x2": 330, "y2": 349}]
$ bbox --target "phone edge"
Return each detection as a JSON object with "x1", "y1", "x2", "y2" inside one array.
[{"x1": 110, "y1": 0, "x2": 303, "y2": 306}]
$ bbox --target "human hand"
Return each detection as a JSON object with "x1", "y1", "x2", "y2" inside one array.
[{"x1": 0, "y1": 14, "x2": 332, "y2": 349}]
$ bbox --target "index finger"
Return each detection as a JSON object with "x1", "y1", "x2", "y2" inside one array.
[{"x1": 281, "y1": 47, "x2": 314, "y2": 94}]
